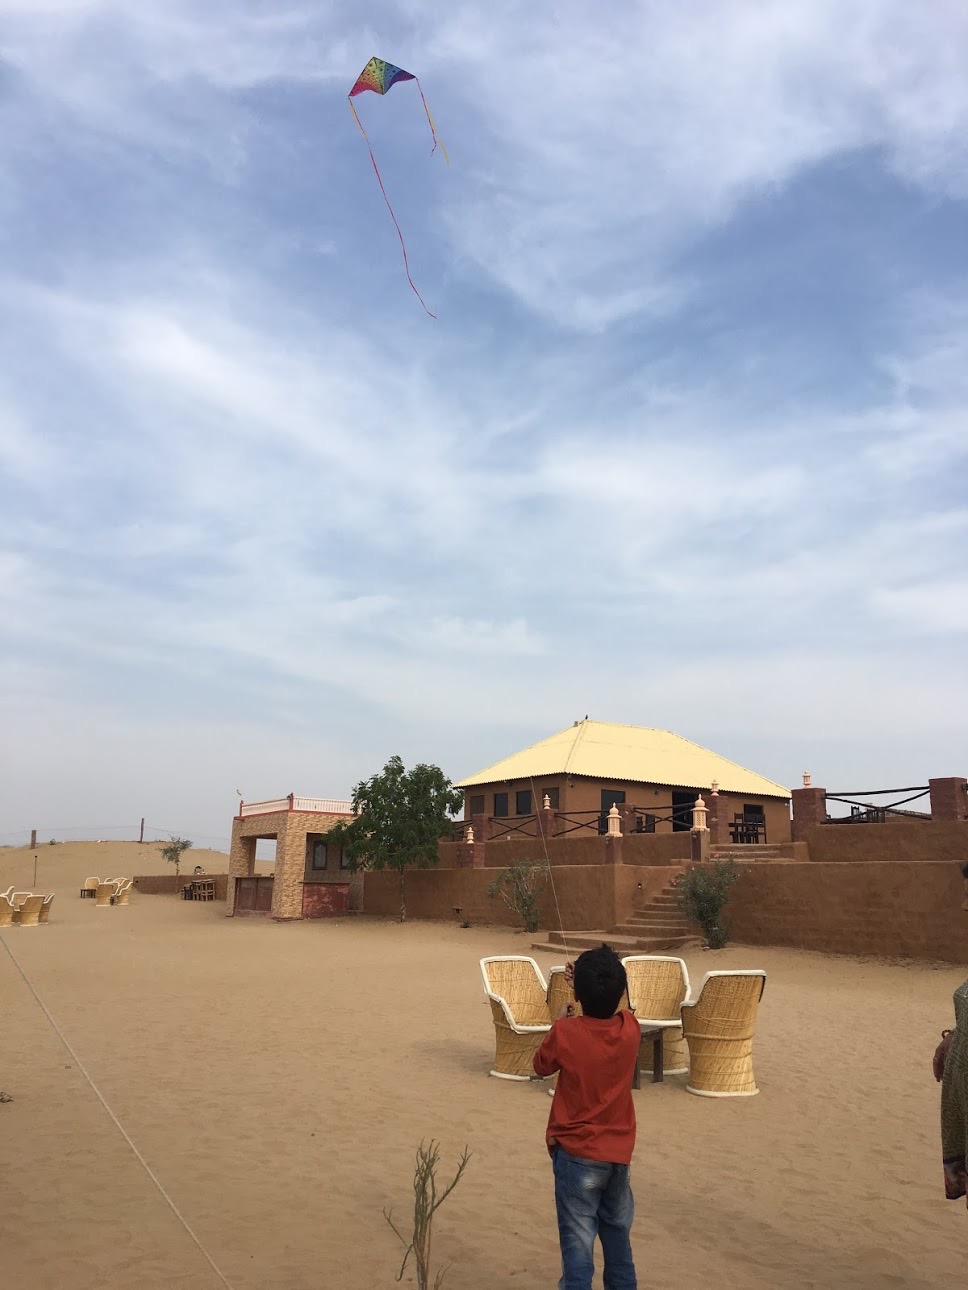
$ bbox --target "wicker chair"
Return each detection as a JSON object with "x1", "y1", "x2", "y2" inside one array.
[
  {"x1": 546, "y1": 966, "x2": 582, "y2": 1019},
  {"x1": 622, "y1": 955, "x2": 691, "y2": 1076},
  {"x1": 114, "y1": 880, "x2": 132, "y2": 906},
  {"x1": 80, "y1": 877, "x2": 99, "y2": 899},
  {"x1": 17, "y1": 894, "x2": 45, "y2": 927},
  {"x1": 94, "y1": 882, "x2": 118, "y2": 907},
  {"x1": 480, "y1": 956, "x2": 552, "y2": 1080},
  {"x1": 39, "y1": 894, "x2": 54, "y2": 924},
  {"x1": 0, "y1": 895, "x2": 16, "y2": 928},
  {"x1": 680, "y1": 970, "x2": 767, "y2": 1097}
]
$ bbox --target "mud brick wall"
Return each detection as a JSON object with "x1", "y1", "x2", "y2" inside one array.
[
  {"x1": 726, "y1": 860, "x2": 968, "y2": 962},
  {"x1": 803, "y1": 820, "x2": 967, "y2": 865},
  {"x1": 134, "y1": 874, "x2": 228, "y2": 899}
]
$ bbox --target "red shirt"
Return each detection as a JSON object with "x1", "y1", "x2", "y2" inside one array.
[{"x1": 533, "y1": 1010, "x2": 640, "y2": 1164}]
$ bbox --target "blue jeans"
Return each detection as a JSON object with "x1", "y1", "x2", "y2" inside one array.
[{"x1": 551, "y1": 1146, "x2": 637, "y2": 1289}]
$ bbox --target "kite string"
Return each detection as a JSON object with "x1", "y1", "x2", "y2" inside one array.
[
  {"x1": 0, "y1": 933, "x2": 234, "y2": 1290},
  {"x1": 529, "y1": 775, "x2": 571, "y2": 979},
  {"x1": 348, "y1": 98, "x2": 436, "y2": 320},
  {"x1": 415, "y1": 80, "x2": 450, "y2": 166}
]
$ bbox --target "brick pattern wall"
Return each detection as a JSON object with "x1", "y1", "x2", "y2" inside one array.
[
  {"x1": 301, "y1": 884, "x2": 350, "y2": 918},
  {"x1": 726, "y1": 860, "x2": 968, "y2": 962}
]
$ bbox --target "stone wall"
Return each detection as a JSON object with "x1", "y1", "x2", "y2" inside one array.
[{"x1": 726, "y1": 859, "x2": 968, "y2": 962}]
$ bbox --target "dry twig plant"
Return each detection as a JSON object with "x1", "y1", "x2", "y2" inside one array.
[{"x1": 385, "y1": 1140, "x2": 471, "y2": 1289}]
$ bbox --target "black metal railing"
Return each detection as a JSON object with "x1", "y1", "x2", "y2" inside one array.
[{"x1": 824, "y1": 786, "x2": 930, "y2": 824}]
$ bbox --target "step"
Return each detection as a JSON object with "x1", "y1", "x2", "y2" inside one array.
[
  {"x1": 625, "y1": 911, "x2": 689, "y2": 924},
  {"x1": 531, "y1": 933, "x2": 699, "y2": 956}
]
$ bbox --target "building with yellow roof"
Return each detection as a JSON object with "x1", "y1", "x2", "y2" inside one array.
[{"x1": 457, "y1": 719, "x2": 791, "y2": 843}]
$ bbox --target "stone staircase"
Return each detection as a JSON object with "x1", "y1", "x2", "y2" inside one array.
[{"x1": 531, "y1": 880, "x2": 701, "y2": 957}]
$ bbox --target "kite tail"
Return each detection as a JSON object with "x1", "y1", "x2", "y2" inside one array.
[
  {"x1": 415, "y1": 80, "x2": 450, "y2": 166},
  {"x1": 348, "y1": 98, "x2": 436, "y2": 319}
]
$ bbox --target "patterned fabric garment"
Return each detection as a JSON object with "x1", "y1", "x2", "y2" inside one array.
[{"x1": 941, "y1": 979, "x2": 968, "y2": 1204}]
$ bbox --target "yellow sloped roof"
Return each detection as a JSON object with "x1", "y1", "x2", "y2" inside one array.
[{"x1": 457, "y1": 720, "x2": 790, "y2": 798}]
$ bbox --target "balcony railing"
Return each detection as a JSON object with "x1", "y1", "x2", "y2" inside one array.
[{"x1": 239, "y1": 795, "x2": 354, "y2": 818}]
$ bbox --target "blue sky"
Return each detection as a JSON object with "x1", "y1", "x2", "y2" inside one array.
[{"x1": 1, "y1": 1, "x2": 966, "y2": 849}]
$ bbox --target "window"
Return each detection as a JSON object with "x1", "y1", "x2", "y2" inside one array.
[
  {"x1": 338, "y1": 844, "x2": 349, "y2": 870},
  {"x1": 515, "y1": 789, "x2": 532, "y2": 816},
  {"x1": 469, "y1": 794, "x2": 485, "y2": 815},
  {"x1": 493, "y1": 792, "x2": 509, "y2": 817},
  {"x1": 541, "y1": 787, "x2": 560, "y2": 810},
  {"x1": 743, "y1": 803, "x2": 765, "y2": 823},
  {"x1": 311, "y1": 840, "x2": 328, "y2": 871},
  {"x1": 599, "y1": 789, "x2": 626, "y2": 834}
]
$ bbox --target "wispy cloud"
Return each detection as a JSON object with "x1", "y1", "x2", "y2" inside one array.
[{"x1": 0, "y1": 1, "x2": 966, "y2": 840}]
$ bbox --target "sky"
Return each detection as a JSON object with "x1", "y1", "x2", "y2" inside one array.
[{"x1": 1, "y1": 1, "x2": 966, "y2": 851}]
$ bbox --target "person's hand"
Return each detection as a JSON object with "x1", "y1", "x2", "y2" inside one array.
[
  {"x1": 564, "y1": 961, "x2": 575, "y2": 987},
  {"x1": 934, "y1": 1030, "x2": 955, "y2": 1082},
  {"x1": 556, "y1": 1001, "x2": 576, "y2": 1020}
]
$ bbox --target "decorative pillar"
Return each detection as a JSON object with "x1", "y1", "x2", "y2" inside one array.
[
  {"x1": 606, "y1": 803, "x2": 622, "y2": 837},
  {"x1": 538, "y1": 797, "x2": 557, "y2": 839},
  {"x1": 691, "y1": 794, "x2": 708, "y2": 831},
  {"x1": 707, "y1": 781, "x2": 729, "y2": 845},
  {"x1": 271, "y1": 815, "x2": 305, "y2": 919},
  {"x1": 929, "y1": 778, "x2": 968, "y2": 822},
  {"x1": 226, "y1": 827, "x2": 256, "y2": 917},
  {"x1": 792, "y1": 775, "x2": 827, "y2": 842}
]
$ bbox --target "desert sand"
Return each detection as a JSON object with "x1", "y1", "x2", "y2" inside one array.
[{"x1": 1, "y1": 840, "x2": 965, "y2": 1289}]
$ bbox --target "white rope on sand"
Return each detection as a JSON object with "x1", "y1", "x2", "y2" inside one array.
[{"x1": 0, "y1": 934, "x2": 235, "y2": 1290}]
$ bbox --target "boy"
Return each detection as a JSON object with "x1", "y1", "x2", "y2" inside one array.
[{"x1": 534, "y1": 944, "x2": 640, "y2": 1290}]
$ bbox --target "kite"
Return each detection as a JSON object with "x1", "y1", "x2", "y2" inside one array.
[{"x1": 349, "y1": 57, "x2": 448, "y2": 318}]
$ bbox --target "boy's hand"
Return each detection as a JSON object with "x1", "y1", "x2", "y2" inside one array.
[
  {"x1": 556, "y1": 1002, "x2": 576, "y2": 1020},
  {"x1": 564, "y1": 961, "x2": 575, "y2": 986}
]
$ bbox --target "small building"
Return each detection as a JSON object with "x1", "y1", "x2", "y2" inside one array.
[
  {"x1": 456, "y1": 719, "x2": 791, "y2": 844},
  {"x1": 227, "y1": 795, "x2": 357, "y2": 920}
]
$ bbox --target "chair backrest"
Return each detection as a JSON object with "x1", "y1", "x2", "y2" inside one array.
[
  {"x1": 12, "y1": 891, "x2": 31, "y2": 908},
  {"x1": 622, "y1": 956, "x2": 691, "y2": 1022},
  {"x1": 39, "y1": 893, "x2": 54, "y2": 923},
  {"x1": 95, "y1": 883, "x2": 116, "y2": 906},
  {"x1": 84, "y1": 877, "x2": 100, "y2": 890},
  {"x1": 0, "y1": 886, "x2": 13, "y2": 899},
  {"x1": 0, "y1": 896, "x2": 16, "y2": 928},
  {"x1": 681, "y1": 970, "x2": 766, "y2": 1039},
  {"x1": 546, "y1": 966, "x2": 582, "y2": 1018},
  {"x1": 18, "y1": 894, "x2": 45, "y2": 926},
  {"x1": 480, "y1": 956, "x2": 550, "y2": 1027}
]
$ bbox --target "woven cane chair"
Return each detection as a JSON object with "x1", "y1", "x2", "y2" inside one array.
[
  {"x1": 17, "y1": 894, "x2": 44, "y2": 927},
  {"x1": 81, "y1": 877, "x2": 99, "y2": 899},
  {"x1": 0, "y1": 894, "x2": 16, "y2": 928},
  {"x1": 546, "y1": 966, "x2": 583, "y2": 1019},
  {"x1": 680, "y1": 970, "x2": 767, "y2": 1097},
  {"x1": 39, "y1": 894, "x2": 54, "y2": 924},
  {"x1": 622, "y1": 955, "x2": 691, "y2": 1076},
  {"x1": 480, "y1": 956, "x2": 552, "y2": 1080},
  {"x1": 113, "y1": 880, "x2": 132, "y2": 906},
  {"x1": 95, "y1": 882, "x2": 118, "y2": 908}
]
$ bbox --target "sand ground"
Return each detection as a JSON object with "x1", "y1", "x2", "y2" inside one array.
[{"x1": 1, "y1": 841, "x2": 965, "y2": 1289}]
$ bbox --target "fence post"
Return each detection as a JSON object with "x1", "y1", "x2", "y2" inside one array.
[
  {"x1": 929, "y1": 778, "x2": 968, "y2": 822},
  {"x1": 792, "y1": 773, "x2": 827, "y2": 841}
]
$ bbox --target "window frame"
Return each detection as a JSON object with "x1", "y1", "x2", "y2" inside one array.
[
  {"x1": 493, "y1": 792, "x2": 509, "y2": 818},
  {"x1": 515, "y1": 789, "x2": 532, "y2": 816}
]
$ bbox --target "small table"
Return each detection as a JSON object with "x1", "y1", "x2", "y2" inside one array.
[{"x1": 633, "y1": 1024, "x2": 667, "y2": 1088}]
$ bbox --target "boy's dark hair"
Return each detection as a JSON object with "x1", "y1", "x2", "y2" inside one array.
[{"x1": 573, "y1": 943, "x2": 628, "y2": 1018}]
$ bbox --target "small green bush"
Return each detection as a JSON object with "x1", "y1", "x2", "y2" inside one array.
[
  {"x1": 673, "y1": 859, "x2": 740, "y2": 949},
  {"x1": 487, "y1": 860, "x2": 549, "y2": 933}
]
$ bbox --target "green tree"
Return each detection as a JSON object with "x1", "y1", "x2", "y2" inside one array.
[
  {"x1": 674, "y1": 858, "x2": 740, "y2": 949},
  {"x1": 160, "y1": 836, "x2": 193, "y2": 878},
  {"x1": 487, "y1": 860, "x2": 549, "y2": 933},
  {"x1": 331, "y1": 756, "x2": 463, "y2": 922}
]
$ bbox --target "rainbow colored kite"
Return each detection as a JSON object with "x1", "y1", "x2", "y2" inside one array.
[{"x1": 349, "y1": 57, "x2": 448, "y2": 318}]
